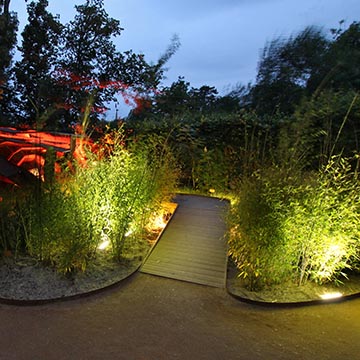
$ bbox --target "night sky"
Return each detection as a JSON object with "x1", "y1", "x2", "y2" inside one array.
[{"x1": 11, "y1": 0, "x2": 360, "y2": 115}]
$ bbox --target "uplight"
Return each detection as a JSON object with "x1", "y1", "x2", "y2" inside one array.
[
  {"x1": 319, "y1": 292, "x2": 343, "y2": 300},
  {"x1": 125, "y1": 229, "x2": 133, "y2": 237},
  {"x1": 98, "y1": 239, "x2": 110, "y2": 250},
  {"x1": 152, "y1": 215, "x2": 167, "y2": 230}
]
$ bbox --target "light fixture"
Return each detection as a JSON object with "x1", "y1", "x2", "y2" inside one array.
[
  {"x1": 319, "y1": 292, "x2": 342, "y2": 300},
  {"x1": 98, "y1": 239, "x2": 110, "y2": 250}
]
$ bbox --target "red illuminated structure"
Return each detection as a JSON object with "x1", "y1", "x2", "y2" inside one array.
[
  {"x1": 0, "y1": 127, "x2": 92, "y2": 187},
  {"x1": 0, "y1": 70, "x2": 154, "y2": 188}
]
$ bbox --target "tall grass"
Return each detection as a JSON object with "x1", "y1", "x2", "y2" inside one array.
[
  {"x1": 0, "y1": 191, "x2": 24, "y2": 256},
  {"x1": 228, "y1": 156, "x2": 360, "y2": 290},
  {"x1": 227, "y1": 92, "x2": 360, "y2": 290},
  {"x1": 0, "y1": 129, "x2": 178, "y2": 274}
]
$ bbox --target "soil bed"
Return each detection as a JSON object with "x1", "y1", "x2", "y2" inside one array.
[
  {"x1": 227, "y1": 261, "x2": 360, "y2": 304},
  {"x1": 0, "y1": 203, "x2": 178, "y2": 302}
]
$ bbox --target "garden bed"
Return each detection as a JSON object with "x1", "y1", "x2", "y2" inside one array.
[
  {"x1": 227, "y1": 261, "x2": 360, "y2": 304},
  {"x1": 0, "y1": 202, "x2": 177, "y2": 303},
  {"x1": 0, "y1": 252, "x2": 139, "y2": 301}
]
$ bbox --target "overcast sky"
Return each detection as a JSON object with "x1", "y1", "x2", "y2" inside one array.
[{"x1": 10, "y1": 0, "x2": 360, "y2": 115}]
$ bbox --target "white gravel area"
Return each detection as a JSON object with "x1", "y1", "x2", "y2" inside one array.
[{"x1": 0, "y1": 252, "x2": 141, "y2": 301}]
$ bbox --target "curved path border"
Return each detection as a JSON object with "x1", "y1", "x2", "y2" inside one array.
[
  {"x1": 226, "y1": 283, "x2": 360, "y2": 307},
  {"x1": 0, "y1": 270, "x2": 138, "y2": 306}
]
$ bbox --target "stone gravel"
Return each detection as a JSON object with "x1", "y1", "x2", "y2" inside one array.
[{"x1": 0, "y1": 253, "x2": 140, "y2": 301}]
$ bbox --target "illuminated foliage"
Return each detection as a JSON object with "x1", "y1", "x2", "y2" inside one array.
[
  {"x1": 228, "y1": 157, "x2": 360, "y2": 290},
  {"x1": 0, "y1": 129, "x2": 178, "y2": 274}
]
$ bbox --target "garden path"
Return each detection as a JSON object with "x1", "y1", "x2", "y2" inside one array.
[
  {"x1": 1, "y1": 274, "x2": 359, "y2": 359},
  {"x1": 140, "y1": 194, "x2": 229, "y2": 288}
]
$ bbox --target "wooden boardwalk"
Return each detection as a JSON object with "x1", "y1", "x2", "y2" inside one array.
[{"x1": 140, "y1": 194, "x2": 229, "y2": 288}]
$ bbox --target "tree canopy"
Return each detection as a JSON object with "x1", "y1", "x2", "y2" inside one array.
[
  {"x1": 245, "y1": 22, "x2": 360, "y2": 116},
  {"x1": 15, "y1": 0, "x2": 63, "y2": 127},
  {"x1": 1, "y1": 0, "x2": 180, "y2": 130},
  {"x1": 0, "y1": 0, "x2": 359, "y2": 150}
]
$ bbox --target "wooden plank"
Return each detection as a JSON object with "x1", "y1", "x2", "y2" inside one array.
[{"x1": 140, "y1": 194, "x2": 229, "y2": 288}]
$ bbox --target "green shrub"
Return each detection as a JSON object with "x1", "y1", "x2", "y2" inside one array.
[
  {"x1": 2, "y1": 129, "x2": 178, "y2": 274},
  {"x1": 22, "y1": 182, "x2": 94, "y2": 272},
  {"x1": 228, "y1": 167, "x2": 299, "y2": 290},
  {"x1": 128, "y1": 112, "x2": 275, "y2": 194},
  {"x1": 228, "y1": 156, "x2": 360, "y2": 290},
  {"x1": 0, "y1": 193, "x2": 24, "y2": 256},
  {"x1": 287, "y1": 156, "x2": 360, "y2": 285}
]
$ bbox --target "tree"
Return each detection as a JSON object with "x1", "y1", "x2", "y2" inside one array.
[
  {"x1": 250, "y1": 27, "x2": 330, "y2": 115},
  {"x1": 62, "y1": 0, "x2": 122, "y2": 77},
  {"x1": 294, "y1": 23, "x2": 360, "y2": 164},
  {"x1": 322, "y1": 21, "x2": 360, "y2": 92},
  {"x1": 14, "y1": 0, "x2": 63, "y2": 127},
  {"x1": 188, "y1": 85, "x2": 218, "y2": 113},
  {"x1": 119, "y1": 34, "x2": 181, "y2": 119},
  {"x1": 149, "y1": 33, "x2": 181, "y2": 87},
  {"x1": 0, "y1": 0, "x2": 18, "y2": 124},
  {"x1": 132, "y1": 77, "x2": 240, "y2": 121},
  {"x1": 5, "y1": 0, "x2": 180, "y2": 128},
  {"x1": 56, "y1": 0, "x2": 123, "y2": 125},
  {"x1": 153, "y1": 77, "x2": 191, "y2": 117},
  {"x1": 213, "y1": 94, "x2": 240, "y2": 113},
  {"x1": 58, "y1": 0, "x2": 177, "y2": 125},
  {"x1": 225, "y1": 83, "x2": 251, "y2": 110},
  {"x1": 114, "y1": 50, "x2": 157, "y2": 91}
]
